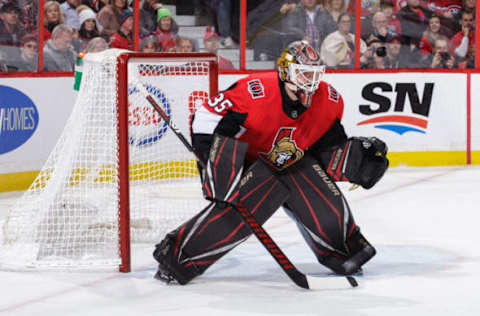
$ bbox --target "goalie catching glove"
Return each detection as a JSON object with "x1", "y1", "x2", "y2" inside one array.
[{"x1": 320, "y1": 137, "x2": 389, "y2": 189}]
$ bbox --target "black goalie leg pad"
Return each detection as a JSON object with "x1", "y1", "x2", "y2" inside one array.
[
  {"x1": 202, "y1": 134, "x2": 248, "y2": 204},
  {"x1": 321, "y1": 229, "x2": 376, "y2": 275},
  {"x1": 279, "y1": 154, "x2": 355, "y2": 254},
  {"x1": 153, "y1": 231, "x2": 201, "y2": 285},
  {"x1": 153, "y1": 160, "x2": 290, "y2": 285}
]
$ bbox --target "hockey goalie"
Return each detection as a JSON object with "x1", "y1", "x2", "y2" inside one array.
[{"x1": 153, "y1": 40, "x2": 389, "y2": 285}]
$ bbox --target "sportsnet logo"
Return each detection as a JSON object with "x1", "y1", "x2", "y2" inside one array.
[{"x1": 356, "y1": 82, "x2": 434, "y2": 135}]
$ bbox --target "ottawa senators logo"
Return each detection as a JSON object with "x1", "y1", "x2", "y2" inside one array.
[{"x1": 260, "y1": 127, "x2": 304, "y2": 169}]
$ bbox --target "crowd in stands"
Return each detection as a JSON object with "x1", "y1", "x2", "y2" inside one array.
[
  {"x1": 247, "y1": 0, "x2": 477, "y2": 69},
  {"x1": 0, "y1": 0, "x2": 477, "y2": 72}
]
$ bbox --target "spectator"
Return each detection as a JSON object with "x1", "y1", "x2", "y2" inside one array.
[
  {"x1": 203, "y1": 27, "x2": 236, "y2": 70},
  {"x1": 360, "y1": 38, "x2": 387, "y2": 68},
  {"x1": 320, "y1": 13, "x2": 366, "y2": 68},
  {"x1": 325, "y1": 0, "x2": 347, "y2": 26},
  {"x1": 419, "y1": 14, "x2": 448, "y2": 56},
  {"x1": 85, "y1": 36, "x2": 109, "y2": 52},
  {"x1": 176, "y1": 36, "x2": 196, "y2": 52},
  {"x1": 0, "y1": 2, "x2": 25, "y2": 46},
  {"x1": 283, "y1": 0, "x2": 336, "y2": 52},
  {"x1": 109, "y1": 9, "x2": 133, "y2": 50},
  {"x1": 247, "y1": 0, "x2": 294, "y2": 61},
  {"x1": 43, "y1": 24, "x2": 76, "y2": 71},
  {"x1": 17, "y1": 0, "x2": 38, "y2": 33},
  {"x1": 140, "y1": 0, "x2": 163, "y2": 37},
  {"x1": 420, "y1": 37, "x2": 457, "y2": 68},
  {"x1": 453, "y1": 0, "x2": 475, "y2": 33},
  {"x1": 450, "y1": 10, "x2": 475, "y2": 68},
  {"x1": 44, "y1": 1, "x2": 64, "y2": 41},
  {"x1": 77, "y1": 7, "x2": 100, "y2": 51},
  {"x1": 380, "y1": 0, "x2": 402, "y2": 35},
  {"x1": 213, "y1": 0, "x2": 235, "y2": 48},
  {"x1": 366, "y1": 11, "x2": 398, "y2": 44},
  {"x1": 97, "y1": 0, "x2": 130, "y2": 40},
  {"x1": 154, "y1": 7, "x2": 178, "y2": 52},
  {"x1": 82, "y1": 0, "x2": 109, "y2": 13},
  {"x1": 12, "y1": 33, "x2": 38, "y2": 72},
  {"x1": 60, "y1": 0, "x2": 82, "y2": 31},
  {"x1": 0, "y1": 49, "x2": 15, "y2": 71},
  {"x1": 140, "y1": 34, "x2": 162, "y2": 52},
  {"x1": 397, "y1": 0, "x2": 432, "y2": 47},
  {"x1": 383, "y1": 35, "x2": 403, "y2": 67}
]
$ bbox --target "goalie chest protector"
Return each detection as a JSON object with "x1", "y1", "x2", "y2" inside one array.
[{"x1": 203, "y1": 72, "x2": 345, "y2": 169}]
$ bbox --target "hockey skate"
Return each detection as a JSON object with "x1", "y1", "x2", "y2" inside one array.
[
  {"x1": 321, "y1": 230, "x2": 376, "y2": 276},
  {"x1": 153, "y1": 234, "x2": 200, "y2": 285}
]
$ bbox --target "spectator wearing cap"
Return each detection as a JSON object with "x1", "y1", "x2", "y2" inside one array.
[
  {"x1": 383, "y1": 35, "x2": 403, "y2": 67},
  {"x1": 77, "y1": 7, "x2": 100, "y2": 50},
  {"x1": 203, "y1": 27, "x2": 236, "y2": 70},
  {"x1": 60, "y1": 0, "x2": 82, "y2": 30},
  {"x1": 44, "y1": 1, "x2": 64, "y2": 41},
  {"x1": 154, "y1": 7, "x2": 178, "y2": 52},
  {"x1": 97, "y1": 0, "x2": 130, "y2": 40},
  {"x1": 43, "y1": 24, "x2": 76, "y2": 71},
  {"x1": 110, "y1": 9, "x2": 133, "y2": 50},
  {"x1": 12, "y1": 33, "x2": 38, "y2": 72},
  {"x1": 140, "y1": 0, "x2": 163, "y2": 37},
  {"x1": 360, "y1": 38, "x2": 387, "y2": 69},
  {"x1": 320, "y1": 13, "x2": 366, "y2": 68},
  {"x1": 0, "y1": 2, "x2": 26, "y2": 46}
]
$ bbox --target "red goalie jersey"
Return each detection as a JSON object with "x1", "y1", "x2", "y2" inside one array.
[{"x1": 193, "y1": 71, "x2": 345, "y2": 170}]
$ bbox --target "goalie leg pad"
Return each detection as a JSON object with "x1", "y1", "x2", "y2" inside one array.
[
  {"x1": 279, "y1": 154, "x2": 356, "y2": 256},
  {"x1": 154, "y1": 160, "x2": 290, "y2": 284},
  {"x1": 202, "y1": 134, "x2": 248, "y2": 203}
]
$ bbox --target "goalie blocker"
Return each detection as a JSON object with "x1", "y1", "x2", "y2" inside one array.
[{"x1": 154, "y1": 135, "x2": 378, "y2": 285}]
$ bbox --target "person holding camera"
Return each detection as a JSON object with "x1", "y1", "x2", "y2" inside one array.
[
  {"x1": 360, "y1": 38, "x2": 386, "y2": 69},
  {"x1": 420, "y1": 37, "x2": 457, "y2": 68}
]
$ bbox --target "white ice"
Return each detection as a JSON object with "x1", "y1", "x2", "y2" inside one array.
[{"x1": 1, "y1": 166, "x2": 479, "y2": 316}]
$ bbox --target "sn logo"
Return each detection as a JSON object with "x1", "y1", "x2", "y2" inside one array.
[{"x1": 359, "y1": 82, "x2": 434, "y2": 117}]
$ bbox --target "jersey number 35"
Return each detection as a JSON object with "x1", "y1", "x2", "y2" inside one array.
[{"x1": 208, "y1": 93, "x2": 233, "y2": 113}]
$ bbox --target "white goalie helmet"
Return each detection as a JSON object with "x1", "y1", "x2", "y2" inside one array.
[{"x1": 277, "y1": 40, "x2": 325, "y2": 107}]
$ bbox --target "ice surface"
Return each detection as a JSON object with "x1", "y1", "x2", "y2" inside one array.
[{"x1": 1, "y1": 166, "x2": 479, "y2": 316}]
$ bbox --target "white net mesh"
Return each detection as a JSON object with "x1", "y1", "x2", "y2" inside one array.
[{"x1": 0, "y1": 50, "x2": 214, "y2": 271}]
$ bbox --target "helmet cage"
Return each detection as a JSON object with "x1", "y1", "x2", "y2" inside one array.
[{"x1": 288, "y1": 63, "x2": 325, "y2": 93}]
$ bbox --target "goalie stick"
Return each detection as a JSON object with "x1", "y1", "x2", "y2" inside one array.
[{"x1": 135, "y1": 81, "x2": 358, "y2": 290}]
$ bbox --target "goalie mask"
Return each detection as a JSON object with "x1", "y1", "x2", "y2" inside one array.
[{"x1": 277, "y1": 40, "x2": 325, "y2": 107}]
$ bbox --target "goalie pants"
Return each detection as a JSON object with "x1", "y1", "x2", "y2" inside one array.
[{"x1": 162, "y1": 154, "x2": 358, "y2": 278}]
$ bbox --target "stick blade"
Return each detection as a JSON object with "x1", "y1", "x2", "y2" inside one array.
[{"x1": 305, "y1": 275, "x2": 358, "y2": 290}]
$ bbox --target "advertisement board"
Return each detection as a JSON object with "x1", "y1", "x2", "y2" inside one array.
[{"x1": 0, "y1": 73, "x2": 473, "y2": 192}]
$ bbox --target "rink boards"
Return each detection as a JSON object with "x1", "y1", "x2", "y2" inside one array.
[{"x1": 1, "y1": 72, "x2": 479, "y2": 191}]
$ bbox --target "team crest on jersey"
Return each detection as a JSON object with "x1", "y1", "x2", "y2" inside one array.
[
  {"x1": 247, "y1": 79, "x2": 265, "y2": 99},
  {"x1": 260, "y1": 127, "x2": 304, "y2": 170},
  {"x1": 328, "y1": 85, "x2": 339, "y2": 103}
]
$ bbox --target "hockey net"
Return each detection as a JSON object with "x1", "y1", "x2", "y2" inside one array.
[{"x1": 0, "y1": 50, "x2": 218, "y2": 271}]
